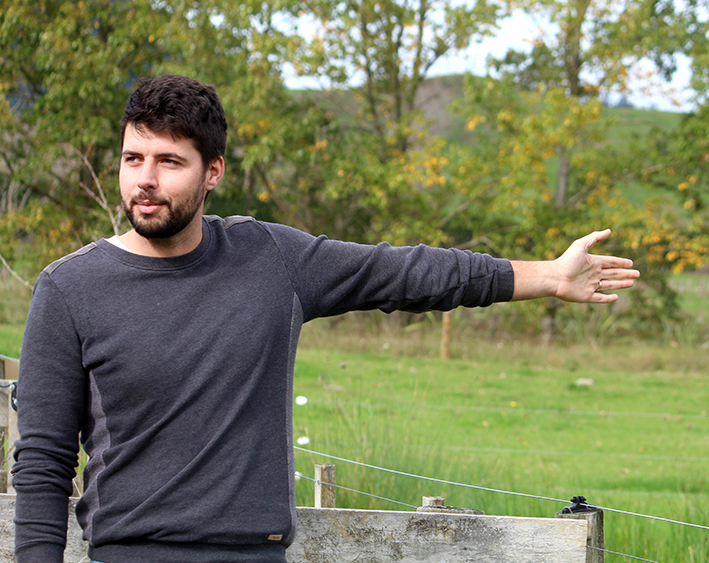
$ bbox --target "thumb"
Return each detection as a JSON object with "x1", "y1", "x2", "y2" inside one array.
[{"x1": 580, "y1": 229, "x2": 611, "y2": 252}]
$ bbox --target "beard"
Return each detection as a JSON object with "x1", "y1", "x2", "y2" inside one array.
[{"x1": 123, "y1": 183, "x2": 206, "y2": 240}]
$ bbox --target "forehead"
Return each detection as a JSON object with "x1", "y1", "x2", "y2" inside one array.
[{"x1": 122, "y1": 122, "x2": 199, "y2": 156}]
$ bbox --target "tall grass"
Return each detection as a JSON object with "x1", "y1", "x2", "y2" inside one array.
[
  {"x1": 0, "y1": 274, "x2": 31, "y2": 357},
  {"x1": 293, "y1": 320, "x2": 709, "y2": 562}
]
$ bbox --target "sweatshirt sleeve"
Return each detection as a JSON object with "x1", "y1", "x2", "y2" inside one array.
[
  {"x1": 13, "y1": 272, "x2": 85, "y2": 563},
  {"x1": 262, "y1": 223, "x2": 514, "y2": 322}
]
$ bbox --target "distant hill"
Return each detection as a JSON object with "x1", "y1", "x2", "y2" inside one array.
[{"x1": 294, "y1": 73, "x2": 686, "y2": 148}]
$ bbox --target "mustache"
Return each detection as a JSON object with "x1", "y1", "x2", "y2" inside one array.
[{"x1": 130, "y1": 191, "x2": 169, "y2": 206}]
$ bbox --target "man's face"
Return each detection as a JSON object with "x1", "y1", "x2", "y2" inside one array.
[{"x1": 119, "y1": 123, "x2": 219, "y2": 240}]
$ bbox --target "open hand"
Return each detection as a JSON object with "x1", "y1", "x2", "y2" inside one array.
[{"x1": 554, "y1": 229, "x2": 640, "y2": 303}]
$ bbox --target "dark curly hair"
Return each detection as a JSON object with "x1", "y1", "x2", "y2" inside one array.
[{"x1": 120, "y1": 75, "x2": 227, "y2": 168}]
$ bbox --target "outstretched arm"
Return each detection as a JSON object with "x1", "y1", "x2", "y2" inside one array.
[{"x1": 510, "y1": 229, "x2": 640, "y2": 303}]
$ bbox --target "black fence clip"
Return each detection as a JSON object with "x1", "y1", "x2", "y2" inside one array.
[
  {"x1": 10, "y1": 381, "x2": 17, "y2": 412},
  {"x1": 561, "y1": 495, "x2": 597, "y2": 514}
]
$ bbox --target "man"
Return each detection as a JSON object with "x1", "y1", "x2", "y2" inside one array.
[{"x1": 13, "y1": 74, "x2": 639, "y2": 563}]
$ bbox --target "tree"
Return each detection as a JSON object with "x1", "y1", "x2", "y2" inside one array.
[
  {"x1": 0, "y1": 0, "x2": 172, "y2": 273},
  {"x1": 450, "y1": 0, "x2": 698, "y2": 341},
  {"x1": 0, "y1": 0, "x2": 314, "y2": 277},
  {"x1": 281, "y1": 0, "x2": 500, "y2": 244}
]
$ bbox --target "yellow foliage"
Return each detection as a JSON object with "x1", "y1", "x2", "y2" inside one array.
[
  {"x1": 688, "y1": 175, "x2": 699, "y2": 184},
  {"x1": 678, "y1": 182, "x2": 689, "y2": 191},
  {"x1": 466, "y1": 115, "x2": 486, "y2": 131},
  {"x1": 497, "y1": 109, "x2": 514, "y2": 125},
  {"x1": 684, "y1": 199, "x2": 696, "y2": 211},
  {"x1": 257, "y1": 192, "x2": 269, "y2": 202},
  {"x1": 238, "y1": 123, "x2": 255, "y2": 137}
]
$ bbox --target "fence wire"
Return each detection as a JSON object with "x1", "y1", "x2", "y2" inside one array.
[{"x1": 296, "y1": 445, "x2": 709, "y2": 563}]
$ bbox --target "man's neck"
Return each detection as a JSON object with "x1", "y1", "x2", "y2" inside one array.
[{"x1": 118, "y1": 220, "x2": 204, "y2": 258}]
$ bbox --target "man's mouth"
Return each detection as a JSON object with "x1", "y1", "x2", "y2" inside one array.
[{"x1": 134, "y1": 199, "x2": 165, "y2": 215}]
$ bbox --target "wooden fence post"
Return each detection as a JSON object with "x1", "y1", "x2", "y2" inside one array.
[
  {"x1": 314, "y1": 464, "x2": 336, "y2": 508},
  {"x1": 417, "y1": 495, "x2": 484, "y2": 515},
  {"x1": 0, "y1": 364, "x2": 18, "y2": 494},
  {"x1": 0, "y1": 357, "x2": 19, "y2": 381},
  {"x1": 440, "y1": 311, "x2": 452, "y2": 359},
  {"x1": 555, "y1": 505, "x2": 604, "y2": 563}
]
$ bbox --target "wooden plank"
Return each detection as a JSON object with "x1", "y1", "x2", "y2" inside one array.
[
  {"x1": 0, "y1": 498, "x2": 587, "y2": 562},
  {"x1": 288, "y1": 507, "x2": 588, "y2": 562},
  {"x1": 0, "y1": 360, "x2": 19, "y2": 382}
]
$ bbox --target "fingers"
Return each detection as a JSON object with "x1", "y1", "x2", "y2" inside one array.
[
  {"x1": 596, "y1": 278, "x2": 637, "y2": 293},
  {"x1": 580, "y1": 228, "x2": 612, "y2": 251},
  {"x1": 599, "y1": 266, "x2": 640, "y2": 280},
  {"x1": 591, "y1": 291, "x2": 620, "y2": 304},
  {"x1": 599, "y1": 255, "x2": 635, "y2": 269}
]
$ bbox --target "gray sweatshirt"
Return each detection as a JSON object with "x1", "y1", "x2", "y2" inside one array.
[{"x1": 13, "y1": 216, "x2": 514, "y2": 563}]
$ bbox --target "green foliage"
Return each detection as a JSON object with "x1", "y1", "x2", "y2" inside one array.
[
  {"x1": 283, "y1": 0, "x2": 502, "y2": 243},
  {"x1": 441, "y1": 0, "x2": 705, "y2": 338},
  {"x1": 1, "y1": 0, "x2": 708, "y2": 340}
]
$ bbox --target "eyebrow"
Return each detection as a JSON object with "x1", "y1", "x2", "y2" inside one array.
[{"x1": 121, "y1": 150, "x2": 188, "y2": 162}]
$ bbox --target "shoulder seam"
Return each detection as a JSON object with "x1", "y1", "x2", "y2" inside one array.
[
  {"x1": 44, "y1": 243, "x2": 98, "y2": 276},
  {"x1": 203, "y1": 214, "x2": 255, "y2": 229}
]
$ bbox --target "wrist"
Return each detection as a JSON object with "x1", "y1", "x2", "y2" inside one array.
[{"x1": 510, "y1": 260, "x2": 559, "y2": 301}]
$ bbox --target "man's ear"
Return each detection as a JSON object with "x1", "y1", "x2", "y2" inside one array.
[{"x1": 206, "y1": 156, "x2": 225, "y2": 193}]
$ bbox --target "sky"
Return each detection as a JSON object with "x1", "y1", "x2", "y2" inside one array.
[
  {"x1": 284, "y1": 9, "x2": 696, "y2": 114},
  {"x1": 427, "y1": 10, "x2": 695, "y2": 113}
]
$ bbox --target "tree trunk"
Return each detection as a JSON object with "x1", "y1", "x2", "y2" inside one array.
[
  {"x1": 541, "y1": 299, "x2": 560, "y2": 346},
  {"x1": 555, "y1": 147, "x2": 571, "y2": 207}
]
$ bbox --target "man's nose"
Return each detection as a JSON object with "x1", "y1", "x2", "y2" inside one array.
[{"x1": 137, "y1": 161, "x2": 158, "y2": 190}]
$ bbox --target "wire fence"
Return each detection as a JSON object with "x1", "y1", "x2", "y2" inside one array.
[{"x1": 296, "y1": 445, "x2": 709, "y2": 563}]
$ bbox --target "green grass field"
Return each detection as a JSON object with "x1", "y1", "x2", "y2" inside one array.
[{"x1": 293, "y1": 318, "x2": 709, "y2": 562}]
